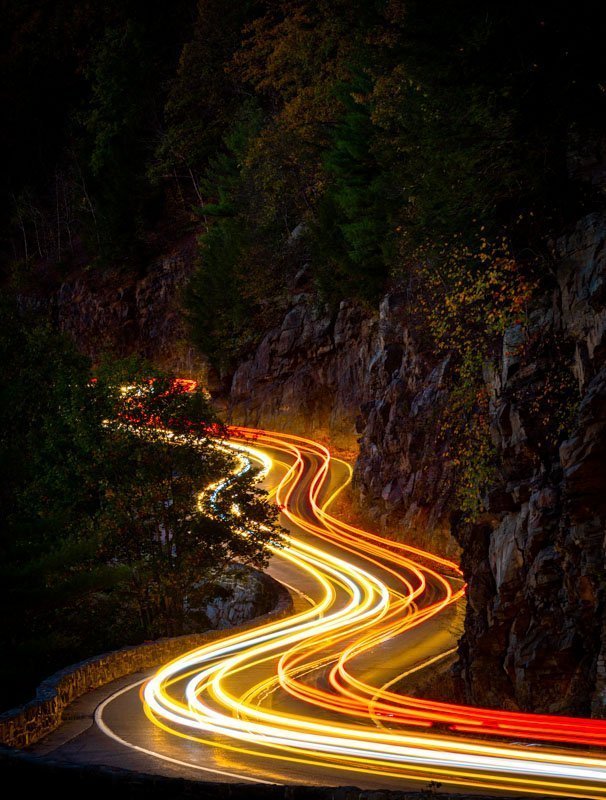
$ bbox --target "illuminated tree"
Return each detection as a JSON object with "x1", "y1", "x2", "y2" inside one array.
[
  {"x1": 94, "y1": 366, "x2": 283, "y2": 636},
  {"x1": 0, "y1": 307, "x2": 282, "y2": 704}
]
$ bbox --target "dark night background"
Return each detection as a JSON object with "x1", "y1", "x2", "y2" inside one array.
[{"x1": 2, "y1": 0, "x2": 606, "y2": 725}]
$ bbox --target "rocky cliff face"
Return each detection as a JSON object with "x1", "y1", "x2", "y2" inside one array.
[
  {"x1": 229, "y1": 288, "x2": 458, "y2": 556},
  {"x1": 46, "y1": 237, "x2": 206, "y2": 377},
  {"x1": 204, "y1": 566, "x2": 281, "y2": 629},
  {"x1": 229, "y1": 289, "x2": 376, "y2": 448},
  {"x1": 353, "y1": 297, "x2": 455, "y2": 556},
  {"x1": 228, "y1": 213, "x2": 606, "y2": 715},
  {"x1": 456, "y1": 213, "x2": 606, "y2": 716}
]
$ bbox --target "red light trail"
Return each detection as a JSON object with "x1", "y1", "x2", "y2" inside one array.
[{"x1": 96, "y1": 384, "x2": 606, "y2": 796}]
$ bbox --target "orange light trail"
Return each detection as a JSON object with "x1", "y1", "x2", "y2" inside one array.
[
  {"x1": 229, "y1": 427, "x2": 606, "y2": 750},
  {"x1": 97, "y1": 401, "x2": 606, "y2": 796}
]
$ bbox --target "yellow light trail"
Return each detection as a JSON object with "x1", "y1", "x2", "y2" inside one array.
[{"x1": 99, "y1": 424, "x2": 606, "y2": 796}]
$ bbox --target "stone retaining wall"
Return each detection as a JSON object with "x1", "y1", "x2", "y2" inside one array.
[{"x1": 0, "y1": 575, "x2": 291, "y2": 749}]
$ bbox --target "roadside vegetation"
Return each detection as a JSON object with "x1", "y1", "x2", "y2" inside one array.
[{"x1": 0, "y1": 300, "x2": 282, "y2": 710}]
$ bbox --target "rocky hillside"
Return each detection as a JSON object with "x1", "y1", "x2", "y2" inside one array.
[
  {"x1": 229, "y1": 282, "x2": 457, "y2": 558},
  {"x1": 29, "y1": 237, "x2": 207, "y2": 378},
  {"x1": 455, "y1": 212, "x2": 606, "y2": 717},
  {"x1": 228, "y1": 211, "x2": 606, "y2": 717},
  {"x1": 41, "y1": 210, "x2": 606, "y2": 717}
]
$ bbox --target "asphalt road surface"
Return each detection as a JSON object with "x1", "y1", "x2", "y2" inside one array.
[{"x1": 28, "y1": 429, "x2": 606, "y2": 798}]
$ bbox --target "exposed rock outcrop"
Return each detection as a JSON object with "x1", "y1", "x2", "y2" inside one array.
[
  {"x1": 353, "y1": 295, "x2": 455, "y2": 556},
  {"x1": 204, "y1": 566, "x2": 281, "y2": 629},
  {"x1": 228, "y1": 212, "x2": 606, "y2": 715},
  {"x1": 229, "y1": 291, "x2": 458, "y2": 556},
  {"x1": 229, "y1": 292, "x2": 377, "y2": 447},
  {"x1": 37, "y1": 237, "x2": 207, "y2": 376},
  {"x1": 455, "y1": 213, "x2": 606, "y2": 716}
]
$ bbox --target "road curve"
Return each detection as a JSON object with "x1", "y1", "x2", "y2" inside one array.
[{"x1": 37, "y1": 427, "x2": 606, "y2": 796}]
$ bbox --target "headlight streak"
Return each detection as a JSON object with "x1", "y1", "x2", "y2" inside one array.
[
  {"x1": 97, "y1": 419, "x2": 606, "y2": 796},
  {"x1": 232, "y1": 429, "x2": 606, "y2": 750}
]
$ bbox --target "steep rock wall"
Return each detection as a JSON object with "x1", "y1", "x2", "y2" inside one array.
[
  {"x1": 353, "y1": 295, "x2": 455, "y2": 556},
  {"x1": 229, "y1": 291, "x2": 458, "y2": 556},
  {"x1": 228, "y1": 213, "x2": 606, "y2": 715},
  {"x1": 456, "y1": 213, "x2": 606, "y2": 716},
  {"x1": 229, "y1": 292, "x2": 377, "y2": 447},
  {"x1": 34, "y1": 237, "x2": 207, "y2": 376}
]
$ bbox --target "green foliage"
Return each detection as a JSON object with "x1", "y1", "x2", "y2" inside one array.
[
  {"x1": 187, "y1": 219, "x2": 249, "y2": 372},
  {"x1": 0, "y1": 300, "x2": 101, "y2": 543},
  {"x1": 415, "y1": 233, "x2": 538, "y2": 358},
  {"x1": 440, "y1": 352, "x2": 497, "y2": 521},
  {"x1": 0, "y1": 301, "x2": 281, "y2": 708},
  {"x1": 2, "y1": 0, "x2": 195, "y2": 268},
  {"x1": 185, "y1": 102, "x2": 291, "y2": 373},
  {"x1": 152, "y1": 0, "x2": 254, "y2": 190},
  {"x1": 82, "y1": 20, "x2": 151, "y2": 252},
  {"x1": 82, "y1": 3, "x2": 195, "y2": 255},
  {"x1": 406, "y1": 232, "x2": 540, "y2": 519},
  {"x1": 0, "y1": 301, "x2": 120, "y2": 706},
  {"x1": 373, "y1": 2, "x2": 606, "y2": 247},
  {"x1": 4, "y1": 2, "x2": 604, "y2": 271},
  {"x1": 312, "y1": 74, "x2": 398, "y2": 303}
]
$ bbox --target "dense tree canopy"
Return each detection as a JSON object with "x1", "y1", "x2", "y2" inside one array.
[{"x1": 3, "y1": 1, "x2": 603, "y2": 339}]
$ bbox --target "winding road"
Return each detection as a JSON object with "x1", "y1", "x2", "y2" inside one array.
[{"x1": 31, "y1": 427, "x2": 606, "y2": 797}]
